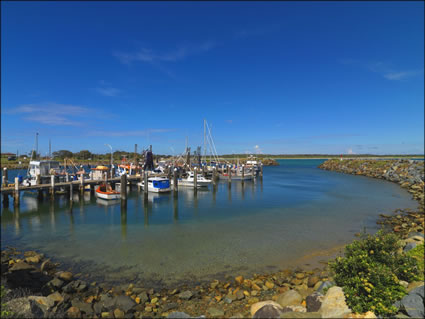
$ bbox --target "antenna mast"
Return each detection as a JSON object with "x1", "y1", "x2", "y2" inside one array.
[{"x1": 35, "y1": 132, "x2": 39, "y2": 160}]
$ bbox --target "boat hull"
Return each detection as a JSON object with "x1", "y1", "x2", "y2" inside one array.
[
  {"x1": 172, "y1": 180, "x2": 211, "y2": 187},
  {"x1": 137, "y1": 182, "x2": 171, "y2": 193},
  {"x1": 218, "y1": 174, "x2": 254, "y2": 180}
]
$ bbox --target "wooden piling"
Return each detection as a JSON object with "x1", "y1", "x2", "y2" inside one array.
[
  {"x1": 260, "y1": 164, "x2": 263, "y2": 177},
  {"x1": 2, "y1": 193, "x2": 9, "y2": 208},
  {"x1": 173, "y1": 168, "x2": 178, "y2": 193},
  {"x1": 36, "y1": 174, "x2": 41, "y2": 185},
  {"x1": 50, "y1": 175, "x2": 55, "y2": 198},
  {"x1": 242, "y1": 164, "x2": 245, "y2": 180},
  {"x1": 14, "y1": 177, "x2": 20, "y2": 207},
  {"x1": 80, "y1": 173, "x2": 84, "y2": 196},
  {"x1": 194, "y1": 167, "x2": 198, "y2": 190},
  {"x1": 70, "y1": 183, "x2": 74, "y2": 202},
  {"x1": 144, "y1": 171, "x2": 148, "y2": 194},
  {"x1": 212, "y1": 167, "x2": 217, "y2": 186},
  {"x1": 2, "y1": 168, "x2": 8, "y2": 187},
  {"x1": 121, "y1": 174, "x2": 127, "y2": 201},
  {"x1": 227, "y1": 166, "x2": 232, "y2": 188},
  {"x1": 65, "y1": 172, "x2": 69, "y2": 182}
]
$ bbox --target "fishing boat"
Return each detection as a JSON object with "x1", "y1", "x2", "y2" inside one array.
[
  {"x1": 219, "y1": 167, "x2": 255, "y2": 180},
  {"x1": 22, "y1": 160, "x2": 64, "y2": 186},
  {"x1": 173, "y1": 171, "x2": 212, "y2": 188},
  {"x1": 138, "y1": 176, "x2": 171, "y2": 193},
  {"x1": 95, "y1": 183, "x2": 121, "y2": 200}
]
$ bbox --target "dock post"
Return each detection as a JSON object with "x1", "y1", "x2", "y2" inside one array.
[
  {"x1": 2, "y1": 167, "x2": 8, "y2": 187},
  {"x1": 121, "y1": 174, "x2": 127, "y2": 205},
  {"x1": 2, "y1": 193, "x2": 9, "y2": 208},
  {"x1": 36, "y1": 174, "x2": 41, "y2": 185},
  {"x1": 173, "y1": 168, "x2": 178, "y2": 194},
  {"x1": 70, "y1": 182, "x2": 74, "y2": 202},
  {"x1": 80, "y1": 173, "x2": 84, "y2": 196},
  {"x1": 242, "y1": 164, "x2": 245, "y2": 181},
  {"x1": 14, "y1": 177, "x2": 20, "y2": 207},
  {"x1": 144, "y1": 171, "x2": 148, "y2": 195},
  {"x1": 194, "y1": 167, "x2": 198, "y2": 191},
  {"x1": 50, "y1": 175, "x2": 55, "y2": 199},
  {"x1": 227, "y1": 166, "x2": 232, "y2": 188},
  {"x1": 89, "y1": 171, "x2": 93, "y2": 181},
  {"x1": 65, "y1": 172, "x2": 69, "y2": 182},
  {"x1": 260, "y1": 164, "x2": 263, "y2": 177},
  {"x1": 212, "y1": 167, "x2": 217, "y2": 185}
]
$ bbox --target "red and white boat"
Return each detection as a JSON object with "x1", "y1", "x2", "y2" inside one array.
[{"x1": 95, "y1": 183, "x2": 121, "y2": 200}]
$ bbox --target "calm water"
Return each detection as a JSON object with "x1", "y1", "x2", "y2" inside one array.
[{"x1": 0, "y1": 160, "x2": 419, "y2": 288}]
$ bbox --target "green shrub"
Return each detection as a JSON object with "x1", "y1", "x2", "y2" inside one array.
[
  {"x1": 406, "y1": 243, "x2": 424, "y2": 281},
  {"x1": 330, "y1": 231, "x2": 422, "y2": 316}
]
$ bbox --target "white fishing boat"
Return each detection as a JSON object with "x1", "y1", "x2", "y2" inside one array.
[
  {"x1": 138, "y1": 176, "x2": 171, "y2": 193},
  {"x1": 173, "y1": 171, "x2": 212, "y2": 187},
  {"x1": 95, "y1": 183, "x2": 121, "y2": 200},
  {"x1": 218, "y1": 168, "x2": 254, "y2": 180},
  {"x1": 22, "y1": 160, "x2": 64, "y2": 186}
]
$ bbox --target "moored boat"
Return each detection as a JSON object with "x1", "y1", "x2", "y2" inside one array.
[
  {"x1": 173, "y1": 171, "x2": 212, "y2": 188},
  {"x1": 95, "y1": 183, "x2": 121, "y2": 200},
  {"x1": 138, "y1": 176, "x2": 171, "y2": 193}
]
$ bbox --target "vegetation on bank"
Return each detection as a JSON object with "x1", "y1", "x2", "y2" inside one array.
[
  {"x1": 330, "y1": 231, "x2": 422, "y2": 316},
  {"x1": 1, "y1": 285, "x2": 13, "y2": 318},
  {"x1": 406, "y1": 243, "x2": 424, "y2": 281}
]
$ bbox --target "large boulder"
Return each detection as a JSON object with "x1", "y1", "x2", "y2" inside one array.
[
  {"x1": 398, "y1": 285, "x2": 424, "y2": 318},
  {"x1": 254, "y1": 305, "x2": 284, "y2": 318},
  {"x1": 276, "y1": 290, "x2": 303, "y2": 308},
  {"x1": 319, "y1": 286, "x2": 351, "y2": 318},
  {"x1": 251, "y1": 300, "x2": 283, "y2": 316},
  {"x1": 306, "y1": 292, "x2": 324, "y2": 312}
]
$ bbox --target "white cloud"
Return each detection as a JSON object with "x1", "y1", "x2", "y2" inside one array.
[
  {"x1": 383, "y1": 70, "x2": 423, "y2": 81},
  {"x1": 4, "y1": 102, "x2": 111, "y2": 125},
  {"x1": 95, "y1": 87, "x2": 121, "y2": 97},
  {"x1": 114, "y1": 41, "x2": 217, "y2": 65},
  {"x1": 341, "y1": 59, "x2": 423, "y2": 81},
  {"x1": 5, "y1": 103, "x2": 90, "y2": 126},
  {"x1": 347, "y1": 148, "x2": 355, "y2": 155}
]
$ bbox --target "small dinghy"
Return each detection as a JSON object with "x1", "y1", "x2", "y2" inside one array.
[{"x1": 95, "y1": 183, "x2": 121, "y2": 200}]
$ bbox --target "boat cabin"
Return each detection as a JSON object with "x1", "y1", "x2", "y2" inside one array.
[
  {"x1": 91, "y1": 166, "x2": 110, "y2": 180},
  {"x1": 29, "y1": 160, "x2": 61, "y2": 177},
  {"x1": 148, "y1": 177, "x2": 170, "y2": 189}
]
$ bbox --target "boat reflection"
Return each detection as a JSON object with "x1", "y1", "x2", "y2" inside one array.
[{"x1": 96, "y1": 198, "x2": 120, "y2": 206}]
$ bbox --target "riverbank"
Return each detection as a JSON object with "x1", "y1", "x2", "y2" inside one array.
[{"x1": 1, "y1": 159, "x2": 423, "y2": 318}]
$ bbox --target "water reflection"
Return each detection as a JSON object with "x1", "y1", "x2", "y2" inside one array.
[
  {"x1": 173, "y1": 194, "x2": 178, "y2": 222},
  {"x1": 121, "y1": 206, "x2": 127, "y2": 241}
]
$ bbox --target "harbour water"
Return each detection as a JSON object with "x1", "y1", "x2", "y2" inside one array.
[{"x1": 0, "y1": 160, "x2": 419, "y2": 288}]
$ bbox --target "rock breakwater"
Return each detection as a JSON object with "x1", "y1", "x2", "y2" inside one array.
[{"x1": 319, "y1": 159, "x2": 424, "y2": 207}]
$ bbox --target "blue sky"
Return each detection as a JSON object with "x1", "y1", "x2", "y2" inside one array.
[{"x1": 1, "y1": 1, "x2": 424, "y2": 155}]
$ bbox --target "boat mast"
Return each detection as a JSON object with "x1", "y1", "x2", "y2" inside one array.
[
  {"x1": 203, "y1": 119, "x2": 206, "y2": 164},
  {"x1": 35, "y1": 132, "x2": 39, "y2": 160}
]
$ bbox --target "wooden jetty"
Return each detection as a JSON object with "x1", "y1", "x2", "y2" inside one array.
[{"x1": 1, "y1": 164, "x2": 262, "y2": 208}]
